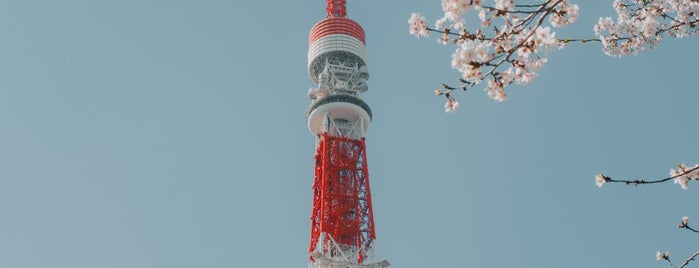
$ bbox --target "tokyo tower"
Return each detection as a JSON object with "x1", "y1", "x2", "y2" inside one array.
[{"x1": 305, "y1": 0, "x2": 389, "y2": 267}]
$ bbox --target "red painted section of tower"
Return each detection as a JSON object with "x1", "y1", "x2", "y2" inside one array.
[
  {"x1": 309, "y1": 132, "x2": 376, "y2": 263},
  {"x1": 309, "y1": 17, "x2": 366, "y2": 45},
  {"x1": 326, "y1": 0, "x2": 347, "y2": 18}
]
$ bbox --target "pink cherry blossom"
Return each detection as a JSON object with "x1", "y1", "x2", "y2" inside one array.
[
  {"x1": 656, "y1": 251, "x2": 670, "y2": 261},
  {"x1": 669, "y1": 164, "x2": 699, "y2": 190},
  {"x1": 550, "y1": 1, "x2": 579, "y2": 27},
  {"x1": 595, "y1": 0, "x2": 699, "y2": 56},
  {"x1": 595, "y1": 174, "x2": 607, "y2": 188},
  {"x1": 411, "y1": 0, "x2": 699, "y2": 108},
  {"x1": 444, "y1": 98, "x2": 460, "y2": 112},
  {"x1": 409, "y1": 13, "x2": 430, "y2": 39}
]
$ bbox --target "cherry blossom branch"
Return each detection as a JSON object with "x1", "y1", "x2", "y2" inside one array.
[
  {"x1": 409, "y1": 0, "x2": 579, "y2": 110},
  {"x1": 595, "y1": 164, "x2": 699, "y2": 189},
  {"x1": 657, "y1": 250, "x2": 699, "y2": 268},
  {"x1": 595, "y1": 173, "x2": 673, "y2": 187},
  {"x1": 409, "y1": 0, "x2": 699, "y2": 109},
  {"x1": 515, "y1": 4, "x2": 545, "y2": 7},
  {"x1": 424, "y1": 27, "x2": 601, "y2": 44},
  {"x1": 596, "y1": 179, "x2": 699, "y2": 267},
  {"x1": 657, "y1": 218, "x2": 699, "y2": 267},
  {"x1": 594, "y1": 0, "x2": 699, "y2": 56},
  {"x1": 656, "y1": 251, "x2": 674, "y2": 267},
  {"x1": 558, "y1": 38, "x2": 600, "y2": 44},
  {"x1": 677, "y1": 217, "x2": 699, "y2": 234}
]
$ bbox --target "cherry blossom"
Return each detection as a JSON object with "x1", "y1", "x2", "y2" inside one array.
[
  {"x1": 494, "y1": 0, "x2": 515, "y2": 13},
  {"x1": 486, "y1": 79, "x2": 507, "y2": 101},
  {"x1": 410, "y1": 0, "x2": 699, "y2": 109},
  {"x1": 549, "y1": 0, "x2": 579, "y2": 27},
  {"x1": 595, "y1": 173, "x2": 609, "y2": 188},
  {"x1": 670, "y1": 164, "x2": 699, "y2": 190},
  {"x1": 409, "y1": 13, "x2": 430, "y2": 39},
  {"x1": 673, "y1": 172, "x2": 691, "y2": 190},
  {"x1": 678, "y1": 216, "x2": 690, "y2": 229},
  {"x1": 444, "y1": 98, "x2": 460, "y2": 112},
  {"x1": 410, "y1": 0, "x2": 579, "y2": 104},
  {"x1": 594, "y1": 0, "x2": 699, "y2": 57},
  {"x1": 451, "y1": 40, "x2": 492, "y2": 82},
  {"x1": 656, "y1": 251, "x2": 670, "y2": 261}
]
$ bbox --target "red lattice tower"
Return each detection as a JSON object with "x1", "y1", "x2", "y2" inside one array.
[{"x1": 305, "y1": 1, "x2": 388, "y2": 267}]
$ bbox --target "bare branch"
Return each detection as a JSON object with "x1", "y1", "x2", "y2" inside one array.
[
  {"x1": 679, "y1": 252, "x2": 699, "y2": 268},
  {"x1": 597, "y1": 165, "x2": 699, "y2": 187}
]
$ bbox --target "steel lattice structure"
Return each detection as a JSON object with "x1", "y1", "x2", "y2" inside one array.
[
  {"x1": 309, "y1": 133, "x2": 375, "y2": 263},
  {"x1": 305, "y1": 1, "x2": 389, "y2": 267}
]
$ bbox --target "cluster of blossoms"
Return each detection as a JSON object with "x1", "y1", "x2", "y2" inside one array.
[
  {"x1": 594, "y1": 0, "x2": 699, "y2": 56},
  {"x1": 411, "y1": 1, "x2": 699, "y2": 111},
  {"x1": 670, "y1": 163, "x2": 699, "y2": 190},
  {"x1": 409, "y1": 13, "x2": 430, "y2": 38},
  {"x1": 409, "y1": 0, "x2": 579, "y2": 111}
]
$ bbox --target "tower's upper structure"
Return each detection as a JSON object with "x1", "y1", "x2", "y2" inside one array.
[{"x1": 307, "y1": 0, "x2": 370, "y2": 140}]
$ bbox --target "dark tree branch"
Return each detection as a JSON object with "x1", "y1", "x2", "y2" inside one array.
[
  {"x1": 680, "y1": 252, "x2": 699, "y2": 268},
  {"x1": 602, "y1": 165, "x2": 699, "y2": 187}
]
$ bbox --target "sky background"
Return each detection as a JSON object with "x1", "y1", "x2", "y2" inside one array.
[{"x1": 0, "y1": 1, "x2": 698, "y2": 267}]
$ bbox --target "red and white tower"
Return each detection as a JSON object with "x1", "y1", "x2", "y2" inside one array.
[{"x1": 306, "y1": 1, "x2": 389, "y2": 267}]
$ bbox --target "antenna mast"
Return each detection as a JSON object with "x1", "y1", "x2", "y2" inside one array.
[{"x1": 326, "y1": 0, "x2": 347, "y2": 18}]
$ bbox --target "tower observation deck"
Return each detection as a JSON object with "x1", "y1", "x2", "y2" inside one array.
[{"x1": 305, "y1": 1, "x2": 389, "y2": 267}]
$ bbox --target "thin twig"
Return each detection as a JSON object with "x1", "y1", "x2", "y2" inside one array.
[
  {"x1": 679, "y1": 251, "x2": 699, "y2": 268},
  {"x1": 606, "y1": 165, "x2": 699, "y2": 186},
  {"x1": 680, "y1": 223, "x2": 699, "y2": 234}
]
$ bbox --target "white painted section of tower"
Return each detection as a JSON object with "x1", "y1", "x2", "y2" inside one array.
[
  {"x1": 308, "y1": 34, "x2": 368, "y2": 83},
  {"x1": 308, "y1": 102, "x2": 370, "y2": 137}
]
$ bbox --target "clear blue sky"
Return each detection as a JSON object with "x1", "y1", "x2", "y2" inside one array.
[{"x1": 0, "y1": 1, "x2": 697, "y2": 267}]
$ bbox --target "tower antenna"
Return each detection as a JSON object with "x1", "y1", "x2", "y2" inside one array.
[{"x1": 326, "y1": 0, "x2": 346, "y2": 18}]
